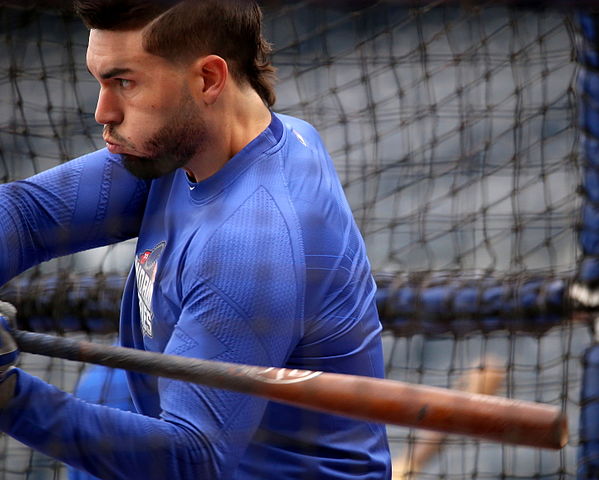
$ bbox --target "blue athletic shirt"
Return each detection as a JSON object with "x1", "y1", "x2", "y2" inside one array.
[{"x1": 0, "y1": 113, "x2": 391, "y2": 479}]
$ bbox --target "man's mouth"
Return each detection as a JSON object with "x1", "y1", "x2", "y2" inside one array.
[{"x1": 104, "y1": 137, "x2": 129, "y2": 155}]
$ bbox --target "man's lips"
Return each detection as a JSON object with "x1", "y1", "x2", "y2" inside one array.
[{"x1": 104, "y1": 138, "x2": 129, "y2": 155}]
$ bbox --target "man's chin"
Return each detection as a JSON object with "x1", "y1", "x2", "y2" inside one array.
[{"x1": 122, "y1": 153, "x2": 174, "y2": 180}]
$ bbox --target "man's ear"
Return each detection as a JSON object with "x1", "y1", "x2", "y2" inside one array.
[{"x1": 188, "y1": 55, "x2": 228, "y2": 105}]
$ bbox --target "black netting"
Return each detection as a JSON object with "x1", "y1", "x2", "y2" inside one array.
[{"x1": 0, "y1": 2, "x2": 593, "y2": 479}]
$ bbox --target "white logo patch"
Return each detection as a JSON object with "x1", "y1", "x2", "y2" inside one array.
[{"x1": 134, "y1": 242, "x2": 166, "y2": 337}]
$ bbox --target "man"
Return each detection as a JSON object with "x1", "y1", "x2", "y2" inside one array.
[{"x1": 0, "y1": 0, "x2": 391, "y2": 478}]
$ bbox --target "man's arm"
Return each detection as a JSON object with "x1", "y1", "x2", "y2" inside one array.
[
  {"x1": 0, "y1": 149, "x2": 150, "y2": 285},
  {"x1": 0, "y1": 271, "x2": 298, "y2": 479}
]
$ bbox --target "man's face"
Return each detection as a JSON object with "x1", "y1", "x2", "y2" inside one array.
[{"x1": 86, "y1": 29, "x2": 207, "y2": 179}]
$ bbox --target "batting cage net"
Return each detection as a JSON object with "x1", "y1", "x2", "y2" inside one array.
[{"x1": 0, "y1": 1, "x2": 598, "y2": 479}]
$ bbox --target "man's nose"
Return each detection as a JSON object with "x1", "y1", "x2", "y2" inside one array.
[{"x1": 95, "y1": 87, "x2": 123, "y2": 126}]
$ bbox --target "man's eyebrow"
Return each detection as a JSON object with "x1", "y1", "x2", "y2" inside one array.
[{"x1": 87, "y1": 67, "x2": 134, "y2": 80}]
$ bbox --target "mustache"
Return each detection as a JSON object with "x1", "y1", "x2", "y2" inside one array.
[{"x1": 102, "y1": 125, "x2": 130, "y2": 146}]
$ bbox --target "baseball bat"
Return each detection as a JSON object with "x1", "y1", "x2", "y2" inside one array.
[
  {"x1": 12, "y1": 329, "x2": 567, "y2": 450},
  {"x1": 392, "y1": 360, "x2": 506, "y2": 479}
]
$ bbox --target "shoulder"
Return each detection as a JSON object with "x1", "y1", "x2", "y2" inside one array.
[
  {"x1": 272, "y1": 113, "x2": 336, "y2": 188},
  {"x1": 272, "y1": 113, "x2": 349, "y2": 217},
  {"x1": 276, "y1": 113, "x2": 325, "y2": 152},
  {"x1": 276, "y1": 113, "x2": 317, "y2": 134}
]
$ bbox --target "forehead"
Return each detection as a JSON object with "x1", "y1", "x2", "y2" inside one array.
[{"x1": 86, "y1": 29, "x2": 166, "y2": 75}]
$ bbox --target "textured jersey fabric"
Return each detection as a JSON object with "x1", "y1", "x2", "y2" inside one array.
[
  {"x1": 68, "y1": 361, "x2": 136, "y2": 480},
  {"x1": 0, "y1": 113, "x2": 391, "y2": 479},
  {"x1": 0, "y1": 152, "x2": 149, "y2": 284}
]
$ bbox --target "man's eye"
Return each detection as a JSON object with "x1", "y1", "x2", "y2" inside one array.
[{"x1": 118, "y1": 79, "x2": 133, "y2": 89}]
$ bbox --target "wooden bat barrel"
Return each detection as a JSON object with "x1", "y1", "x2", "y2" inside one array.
[{"x1": 13, "y1": 330, "x2": 567, "y2": 450}]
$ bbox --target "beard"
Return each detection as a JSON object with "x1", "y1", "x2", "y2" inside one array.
[{"x1": 110, "y1": 91, "x2": 207, "y2": 180}]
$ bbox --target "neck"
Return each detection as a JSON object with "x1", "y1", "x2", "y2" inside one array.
[{"x1": 184, "y1": 87, "x2": 271, "y2": 183}]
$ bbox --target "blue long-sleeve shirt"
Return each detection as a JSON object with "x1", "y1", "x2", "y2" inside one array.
[{"x1": 0, "y1": 113, "x2": 391, "y2": 479}]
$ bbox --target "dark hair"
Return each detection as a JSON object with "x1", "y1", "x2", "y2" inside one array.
[{"x1": 74, "y1": 0, "x2": 277, "y2": 107}]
